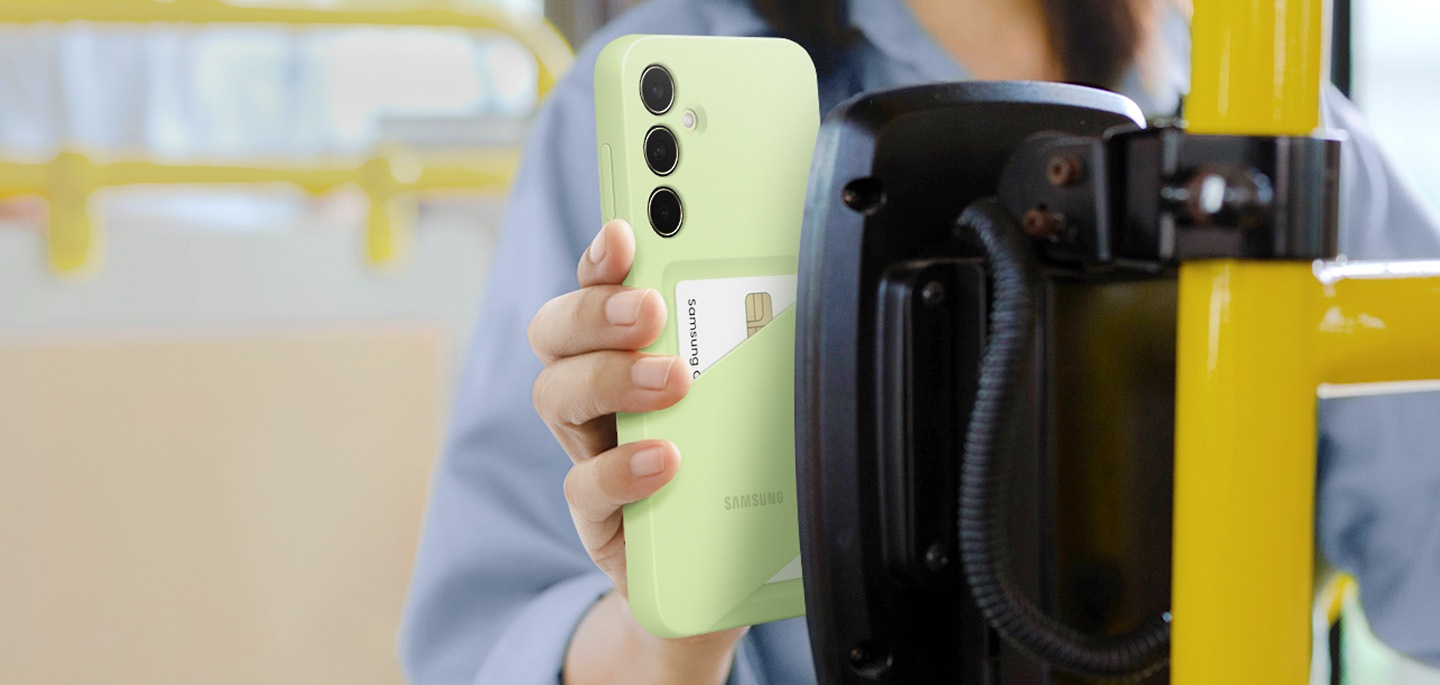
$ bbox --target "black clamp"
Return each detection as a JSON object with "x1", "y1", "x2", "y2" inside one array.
[{"x1": 997, "y1": 126, "x2": 1343, "y2": 269}]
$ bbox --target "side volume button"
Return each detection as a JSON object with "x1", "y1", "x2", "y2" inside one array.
[{"x1": 599, "y1": 144, "x2": 617, "y2": 222}]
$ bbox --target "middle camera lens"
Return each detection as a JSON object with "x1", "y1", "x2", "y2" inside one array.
[{"x1": 643, "y1": 126, "x2": 679, "y2": 176}]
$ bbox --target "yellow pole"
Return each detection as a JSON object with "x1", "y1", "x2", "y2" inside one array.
[
  {"x1": 1172, "y1": 261, "x2": 1319, "y2": 684},
  {"x1": 1174, "y1": 1, "x2": 1328, "y2": 682},
  {"x1": 1188, "y1": 0, "x2": 1326, "y2": 135},
  {"x1": 45, "y1": 151, "x2": 103, "y2": 277}
]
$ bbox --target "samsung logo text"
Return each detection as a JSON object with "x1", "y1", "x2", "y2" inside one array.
[{"x1": 723, "y1": 491, "x2": 785, "y2": 511}]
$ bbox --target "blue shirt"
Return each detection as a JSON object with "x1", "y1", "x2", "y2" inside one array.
[{"x1": 399, "y1": 1, "x2": 1440, "y2": 683}]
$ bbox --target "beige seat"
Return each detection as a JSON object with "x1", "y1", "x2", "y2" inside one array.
[{"x1": 0, "y1": 200, "x2": 497, "y2": 683}]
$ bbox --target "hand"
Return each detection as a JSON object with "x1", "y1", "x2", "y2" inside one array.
[
  {"x1": 528, "y1": 219, "x2": 747, "y2": 684},
  {"x1": 529, "y1": 218, "x2": 688, "y2": 598}
]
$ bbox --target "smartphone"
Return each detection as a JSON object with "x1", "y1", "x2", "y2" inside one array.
[{"x1": 594, "y1": 35, "x2": 819, "y2": 637}]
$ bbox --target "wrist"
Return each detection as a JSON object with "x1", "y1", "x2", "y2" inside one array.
[{"x1": 624, "y1": 598, "x2": 748, "y2": 684}]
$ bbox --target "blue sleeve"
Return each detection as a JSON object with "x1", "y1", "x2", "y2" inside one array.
[
  {"x1": 396, "y1": 55, "x2": 614, "y2": 684},
  {"x1": 1317, "y1": 85, "x2": 1440, "y2": 666}
]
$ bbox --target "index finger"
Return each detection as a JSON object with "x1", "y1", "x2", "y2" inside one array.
[{"x1": 578, "y1": 219, "x2": 637, "y2": 288}]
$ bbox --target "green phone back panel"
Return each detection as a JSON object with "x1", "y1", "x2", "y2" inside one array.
[{"x1": 594, "y1": 35, "x2": 818, "y2": 637}]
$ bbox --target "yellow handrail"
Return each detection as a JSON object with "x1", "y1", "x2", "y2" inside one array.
[
  {"x1": 1177, "y1": 2, "x2": 1440, "y2": 683},
  {"x1": 0, "y1": 150, "x2": 522, "y2": 273},
  {"x1": 0, "y1": 0, "x2": 573, "y2": 276},
  {"x1": 1174, "y1": 0, "x2": 1326, "y2": 681}
]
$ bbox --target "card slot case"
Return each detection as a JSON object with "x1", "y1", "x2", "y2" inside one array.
[
  {"x1": 596, "y1": 33, "x2": 816, "y2": 638},
  {"x1": 620, "y1": 306, "x2": 802, "y2": 637}
]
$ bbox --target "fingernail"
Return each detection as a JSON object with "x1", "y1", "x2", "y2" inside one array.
[
  {"x1": 631, "y1": 446, "x2": 665, "y2": 477},
  {"x1": 606, "y1": 289, "x2": 647, "y2": 326},
  {"x1": 587, "y1": 226, "x2": 608, "y2": 264},
  {"x1": 632, "y1": 356, "x2": 675, "y2": 391}
]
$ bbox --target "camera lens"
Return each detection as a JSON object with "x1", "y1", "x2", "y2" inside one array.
[
  {"x1": 640, "y1": 64, "x2": 674, "y2": 115},
  {"x1": 648, "y1": 187, "x2": 683, "y2": 237},
  {"x1": 643, "y1": 126, "x2": 678, "y2": 176}
]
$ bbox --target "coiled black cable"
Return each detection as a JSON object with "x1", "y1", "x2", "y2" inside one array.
[{"x1": 954, "y1": 198, "x2": 1171, "y2": 681}]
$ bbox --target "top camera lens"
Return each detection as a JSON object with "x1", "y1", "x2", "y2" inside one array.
[{"x1": 640, "y1": 64, "x2": 674, "y2": 114}]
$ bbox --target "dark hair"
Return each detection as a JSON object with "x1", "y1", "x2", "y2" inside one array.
[{"x1": 748, "y1": 0, "x2": 1148, "y2": 88}]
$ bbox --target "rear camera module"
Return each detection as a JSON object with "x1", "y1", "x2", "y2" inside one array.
[
  {"x1": 648, "y1": 187, "x2": 683, "y2": 237},
  {"x1": 640, "y1": 64, "x2": 674, "y2": 115},
  {"x1": 644, "y1": 126, "x2": 679, "y2": 176}
]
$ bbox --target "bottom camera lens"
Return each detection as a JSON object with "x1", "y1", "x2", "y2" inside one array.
[{"x1": 648, "y1": 187, "x2": 683, "y2": 237}]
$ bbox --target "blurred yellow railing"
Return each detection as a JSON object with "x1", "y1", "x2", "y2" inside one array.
[
  {"x1": 0, "y1": 149, "x2": 522, "y2": 274},
  {"x1": 0, "y1": 0, "x2": 574, "y2": 276}
]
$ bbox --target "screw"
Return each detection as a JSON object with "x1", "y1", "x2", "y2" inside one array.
[
  {"x1": 1188, "y1": 172, "x2": 1229, "y2": 217},
  {"x1": 1179, "y1": 167, "x2": 1272, "y2": 227},
  {"x1": 924, "y1": 543, "x2": 949, "y2": 570},
  {"x1": 842, "y1": 178, "x2": 884, "y2": 215},
  {"x1": 921, "y1": 281, "x2": 946, "y2": 307},
  {"x1": 1047, "y1": 154, "x2": 1085, "y2": 186},
  {"x1": 1022, "y1": 208, "x2": 1066, "y2": 239},
  {"x1": 848, "y1": 640, "x2": 893, "y2": 676}
]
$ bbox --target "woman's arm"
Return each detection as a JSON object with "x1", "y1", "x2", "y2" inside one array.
[
  {"x1": 397, "y1": 4, "x2": 766, "y2": 683},
  {"x1": 397, "y1": 61, "x2": 616, "y2": 683},
  {"x1": 564, "y1": 589, "x2": 745, "y2": 685}
]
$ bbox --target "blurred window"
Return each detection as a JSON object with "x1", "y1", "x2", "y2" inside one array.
[
  {"x1": 0, "y1": 0, "x2": 544, "y2": 160},
  {"x1": 1353, "y1": 0, "x2": 1440, "y2": 213}
]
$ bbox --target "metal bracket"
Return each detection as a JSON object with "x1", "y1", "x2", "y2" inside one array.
[{"x1": 997, "y1": 127, "x2": 1343, "y2": 269}]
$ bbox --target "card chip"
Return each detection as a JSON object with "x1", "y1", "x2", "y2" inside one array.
[{"x1": 745, "y1": 292, "x2": 773, "y2": 337}]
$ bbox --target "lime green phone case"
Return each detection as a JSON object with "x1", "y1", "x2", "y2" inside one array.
[{"x1": 594, "y1": 35, "x2": 818, "y2": 637}]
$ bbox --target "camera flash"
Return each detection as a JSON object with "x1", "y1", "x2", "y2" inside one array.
[{"x1": 682, "y1": 109, "x2": 697, "y2": 131}]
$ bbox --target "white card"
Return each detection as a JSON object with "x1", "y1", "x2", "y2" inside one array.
[
  {"x1": 765, "y1": 554, "x2": 803, "y2": 584},
  {"x1": 675, "y1": 274, "x2": 797, "y2": 379},
  {"x1": 675, "y1": 273, "x2": 800, "y2": 585}
]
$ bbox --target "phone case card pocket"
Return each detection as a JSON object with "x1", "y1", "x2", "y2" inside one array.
[{"x1": 623, "y1": 306, "x2": 800, "y2": 636}]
